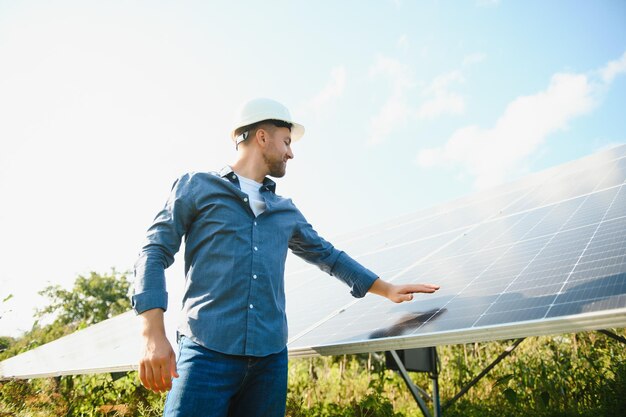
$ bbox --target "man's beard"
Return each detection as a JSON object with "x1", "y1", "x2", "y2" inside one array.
[{"x1": 263, "y1": 154, "x2": 287, "y2": 178}]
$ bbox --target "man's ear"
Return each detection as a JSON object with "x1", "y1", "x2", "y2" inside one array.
[{"x1": 255, "y1": 128, "x2": 268, "y2": 146}]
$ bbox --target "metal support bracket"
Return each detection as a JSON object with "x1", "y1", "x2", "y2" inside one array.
[
  {"x1": 389, "y1": 350, "x2": 433, "y2": 417},
  {"x1": 388, "y1": 349, "x2": 441, "y2": 417},
  {"x1": 388, "y1": 330, "x2": 623, "y2": 415},
  {"x1": 598, "y1": 329, "x2": 626, "y2": 345},
  {"x1": 443, "y1": 338, "x2": 525, "y2": 411}
]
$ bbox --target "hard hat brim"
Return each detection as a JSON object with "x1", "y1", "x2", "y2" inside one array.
[
  {"x1": 230, "y1": 121, "x2": 305, "y2": 142},
  {"x1": 230, "y1": 98, "x2": 305, "y2": 143}
]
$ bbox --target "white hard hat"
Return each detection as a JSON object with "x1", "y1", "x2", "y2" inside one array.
[{"x1": 230, "y1": 98, "x2": 305, "y2": 145}]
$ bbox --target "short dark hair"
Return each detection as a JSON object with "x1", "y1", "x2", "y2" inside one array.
[{"x1": 234, "y1": 119, "x2": 293, "y2": 139}]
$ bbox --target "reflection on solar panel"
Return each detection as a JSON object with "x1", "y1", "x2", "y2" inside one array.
[{"x1": 2, "y1": 145, "x2": 626, "y2": 378}]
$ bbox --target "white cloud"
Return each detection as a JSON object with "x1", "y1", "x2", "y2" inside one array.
[
  {"x1": 368, "y1": 55, "x2": 413, "y2": 88},
  {"x1": 368, "y1": 56, "x2": 414, "y2": 144},
  {"x1": 417, "y1": 94, "x2": 465, "y2": 120},
  {"x1": 415, "y1": 54, "x2": 486, "y2": 121},
  {"x1": 370, "y1": 95, "x2": 411, "y2": 144},
  {"x1": 416, "y1": 61, "x2": 619, "y2": 189},
  {"x1": 416, "y1": 147, "x2": 443, "y2": 168},
  {"x1": 417, "y1": 70, "x2": 466, "y2": 120},
  {"x1": 600, "y1": 51, "x2": 626, "y2": 84},
  {"x1": 304, "y1": 66, "x2": 347, "y2": 117},
  {"x1": 397, "y1": 34, "x2": 409, "y2": 52},
  {"x1": 426, "y1": 70, "x2": 465, "y2": 92},
  {"x1": 368, "y1": 56, "x2": 470, "y2": 143}
]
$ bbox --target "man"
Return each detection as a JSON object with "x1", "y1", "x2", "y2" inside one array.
[{"x1": 132, "y1": 97, "x2": 440, "y2": 416}]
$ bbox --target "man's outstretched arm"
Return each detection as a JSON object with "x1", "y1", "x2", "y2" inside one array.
[
  {"x1": 138, "y1": 308, "x2": 179, "y2": 393},
  {"x1": 368, "y1": 278, "x2": 440, "y2": 303}
]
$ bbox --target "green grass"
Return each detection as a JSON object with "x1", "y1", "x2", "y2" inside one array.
[{"x1": 2, "y1": 331, "x2": 625, "y2": 416}]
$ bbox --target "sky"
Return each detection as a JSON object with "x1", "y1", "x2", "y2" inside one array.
[{"x1": 0, "y1": 0, "x2": 625, "y2": 337}]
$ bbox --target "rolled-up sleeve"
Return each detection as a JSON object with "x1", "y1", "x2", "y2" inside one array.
[
  {"x1": 289, "y1": 213, "x2": 378, "y2": 298},
  {"x1": 329, "y1": 252, "x2": 378, "y2": 298},
  {"x1": 131, "y1": 174, "x2": 197, "y2": 314}
]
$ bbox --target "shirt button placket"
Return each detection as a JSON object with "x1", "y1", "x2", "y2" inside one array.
[
  {"x1": 250, "y1": 218, "x2": 258, "y2": 325},
  {"x1": 252, "y1": 218, "x2": 258, "y2": 252}
]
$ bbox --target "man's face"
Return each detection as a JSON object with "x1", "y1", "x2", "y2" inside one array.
[{"x1": 262, "y1": 126, "x2": 294, "y2": 178}]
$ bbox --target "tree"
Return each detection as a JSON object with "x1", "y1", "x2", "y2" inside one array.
[
  {"x1": 0, "y1": 294, "x2": 12, "y2": 321},
  {"x1": 0, "y1": 270, "x2": 159, "y2": 417},
  {"x1": 0, "y1": 336, "x2": 14, "y2": 354},
  {"x1": 0, "y1": 294, "x2": 15, "y2": 354},
  {"x1": 36, "y1": 269, "x2": 131, "y2": 328}
]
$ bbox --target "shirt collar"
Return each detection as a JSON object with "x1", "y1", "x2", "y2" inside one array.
[{"x1": 219, "y1": 166, "x2": 276, "y2": 193}]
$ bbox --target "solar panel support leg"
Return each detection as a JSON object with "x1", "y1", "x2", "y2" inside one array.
[
  {"x1": 431, "y1": 370, "x2": 441, "y2": 417},
  {"x1": 598, "y1": 329, "x2": 626, "y2": 345},
  {"x1": 389, "y1": 349, "x2": 433, "y2": 417},
  {"x1": 443, "y1": 338, "x2": 525, "y2": 411}
]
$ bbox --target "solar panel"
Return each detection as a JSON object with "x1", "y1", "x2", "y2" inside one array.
[
  {"x1": 287, "y1": 146, "x2": 626, "y2": 356},
  {"x1": 2, "y1": 145, "x2": 626, "y2": 378}
]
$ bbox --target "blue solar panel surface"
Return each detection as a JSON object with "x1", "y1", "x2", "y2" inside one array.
[{"x1": 285, "y1": 145, "x2": 626, "y2": 355}]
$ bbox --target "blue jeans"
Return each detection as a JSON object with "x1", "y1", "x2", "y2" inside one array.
[{"x1": 163, "y1": 336, "x2": 288, "y2": 417}]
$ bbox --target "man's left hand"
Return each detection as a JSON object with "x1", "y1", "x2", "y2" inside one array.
[{"x1": 368, "y1": 278, "x2": 440, "y2": 303}]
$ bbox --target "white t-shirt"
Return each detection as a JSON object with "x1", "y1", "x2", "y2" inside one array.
[{"x1": 238, "y1": 174, "x2": 266, "y2": 217}]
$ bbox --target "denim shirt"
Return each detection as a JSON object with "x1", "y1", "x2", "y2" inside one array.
[{"x1": 132, "y1": 167, "x2": 379, "y2": 356}]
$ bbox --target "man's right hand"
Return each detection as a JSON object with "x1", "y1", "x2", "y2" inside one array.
[{"x1": 138, "y1": 309, "x2": 179, "y2": 392}]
